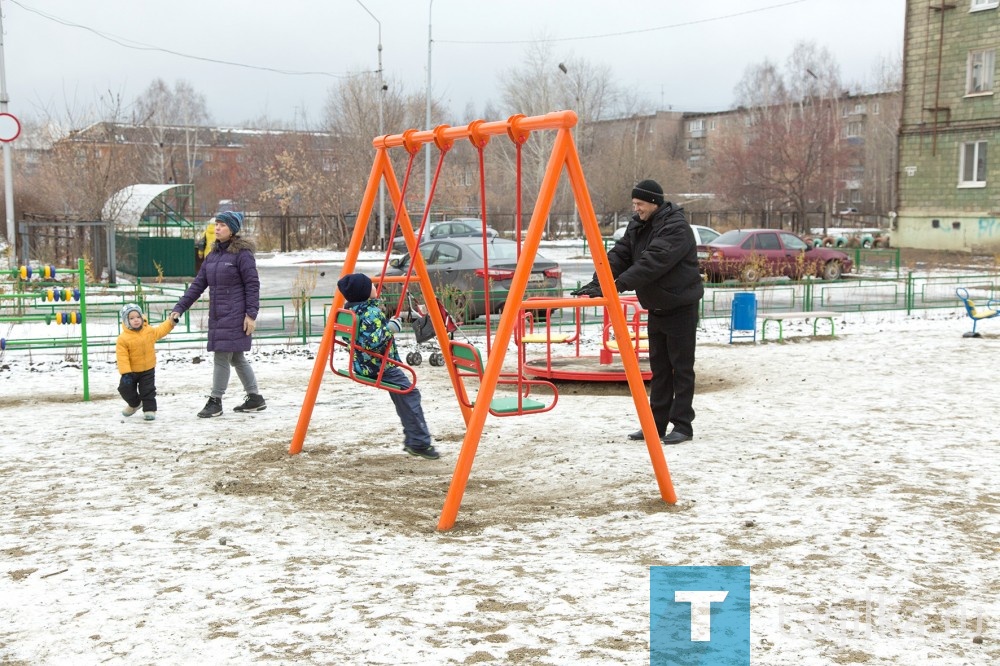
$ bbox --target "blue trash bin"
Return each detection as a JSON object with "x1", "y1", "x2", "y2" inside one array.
[{"x1": 730, "y1": 292, "x2": 757, "y2": 343}]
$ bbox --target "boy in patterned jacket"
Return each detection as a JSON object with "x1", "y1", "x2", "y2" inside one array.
[
  {"x1": 337, "y1": 273, "x2": 439, "y2": 460},
  {"x1": 116, "y1": 303, "x2": 175, "y2": 421}
]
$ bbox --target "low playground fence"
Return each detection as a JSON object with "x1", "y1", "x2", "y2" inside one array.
[{"x1": 3, "y1": 263, "x2": 998, "y2": 402}]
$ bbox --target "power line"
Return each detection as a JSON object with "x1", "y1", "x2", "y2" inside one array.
[
  {"x1": 438, "y1": 0, "x2": 812, "y2": 45},
  {"x1": 8, "y1": 0, "x2": 352, "y2": 78}
]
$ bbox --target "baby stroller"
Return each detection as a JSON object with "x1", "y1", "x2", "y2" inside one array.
[{"x1": 404, "y1": 292, "x2": 462, "y2": 366}]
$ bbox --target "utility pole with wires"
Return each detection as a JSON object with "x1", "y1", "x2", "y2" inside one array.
[{"x1": 0, "y1": 8, "x2": 17, "y2": 265}]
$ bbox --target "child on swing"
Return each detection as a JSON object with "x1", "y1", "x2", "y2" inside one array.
[{"x1": 337, "y1": 273, "x2": 439, "y2": 460}]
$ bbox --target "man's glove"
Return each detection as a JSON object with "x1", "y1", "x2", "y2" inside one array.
[
  {"x1": 169, "y1": 311, "x2": 181, "y2": 324},
  {"x1": 387, "y1": 316, "x2": 403, "y2": 334},
  {"x1": 569, "y1": 280, "x2": 602, "y2": 298}
]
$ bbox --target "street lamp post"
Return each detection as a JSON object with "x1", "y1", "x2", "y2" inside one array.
[
  {"x1": 558, "y1": 63, "x2": 580, "y2": 234},
  {"x1": 425, "y1": 0, "x2": 434, "y2": 211},
  {"x1": 356, "y1": 1, "x2": 386, "y2": 249}
]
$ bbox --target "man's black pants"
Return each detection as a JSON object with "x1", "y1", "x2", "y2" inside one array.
[{"x1": 646, "y1": 303, "x2": 698, "y2": 437}]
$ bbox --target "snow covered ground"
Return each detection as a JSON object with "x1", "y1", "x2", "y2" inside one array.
[
  {"x1": 2, "y1": 311, "x2": 998, "y2": 664},
  {"x1": 1, "y1": 241, "x2": 998, "y2": 664}
]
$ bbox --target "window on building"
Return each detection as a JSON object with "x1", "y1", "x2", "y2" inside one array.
[
  {"x1": 970, "y1": 0, "x2": 999, "y2": 12},
  {"x1": 689, "y1": 119, "x2": 704, "y2": 137},
  {"x1": 844, "y1": 122, "x2": 864, "y2": 138},
  {"x1": 967, "y1": 49, "x2": 995, "y2": 94},
  {"x1": 850, "y1": 190, "x2": 862, "y2": 204},
  {"x1": 959, "y1": 141, "x2": 988, "y2": 186},
  {"x1": 872, "y1": 102, "x2": 880, "y2": 115}
]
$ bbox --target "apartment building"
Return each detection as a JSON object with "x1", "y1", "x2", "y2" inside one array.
[{"x1": 896, "y1": 0, "x2": 1000, "y2": 251}]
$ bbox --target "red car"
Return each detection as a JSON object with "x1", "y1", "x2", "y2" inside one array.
[{"x1": 700, "y1": 229, "x2": 853, "y2": 283}]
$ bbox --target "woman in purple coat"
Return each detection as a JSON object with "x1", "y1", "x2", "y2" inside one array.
[{"x1": 171, "y1": 211, "x2": 266, "y2": 418}]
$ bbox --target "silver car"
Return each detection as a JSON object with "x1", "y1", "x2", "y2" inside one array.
[{"x1": 392, "y1": 219, "x2": 498, "y2": 253}]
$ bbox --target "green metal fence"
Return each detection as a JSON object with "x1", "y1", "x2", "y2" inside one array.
[{"x1": 3, "y1": 270, "x2": 998, "y2": 357}]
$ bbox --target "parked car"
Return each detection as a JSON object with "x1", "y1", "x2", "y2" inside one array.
[
  {"x1": 612, "y1": 222, "x2": 720, "y2": 245},
  {"x1": 699, "y1": 229, "x2": 853, "y2": 283},
  {"x1": 392, "y1": 219, "x2": 498, "y2": 253},
  {"x1": 382, "y1": 237, "x2": 563, "y2": 321}
]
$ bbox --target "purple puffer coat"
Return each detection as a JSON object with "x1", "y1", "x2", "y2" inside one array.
[{"x1": 172, "y1": 236, "x2": 260, "y2": 352}]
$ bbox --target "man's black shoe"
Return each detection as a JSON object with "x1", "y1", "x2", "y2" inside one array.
[
  {"x1": 629, "y1": 429, "x2": 667, "y2": 441},
  {"x1": 662, "y1": 430, "x2": 693, "y2": 445}
]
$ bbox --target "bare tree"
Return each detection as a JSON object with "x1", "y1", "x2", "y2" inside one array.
[
  {"x1": 734, "y1": 59, "x2": 787, "y2": 111},
  {"x1": 710, "y1": 41, "x2": 856, "y2": 233},
  {"x1": 860, "y1": 56, "x2": 903, "y2": 214},
  {"x1": 25, "y1": 93, "x2": 144, "y2": 220},
  {"x1": 492, "y1": 42, "x2": 629, "y2": 235},
  {"x1": 132, "y1": 79, "x2": 212, "y2": 186}
]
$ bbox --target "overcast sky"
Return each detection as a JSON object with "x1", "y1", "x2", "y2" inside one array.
[{"x1": 3, "y1": 0, "x2": 905, "y2": 129}]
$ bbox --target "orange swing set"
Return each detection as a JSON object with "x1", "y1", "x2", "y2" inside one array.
[{"x1": 289, "y1": 110, "x2": 677, "y2": 531}]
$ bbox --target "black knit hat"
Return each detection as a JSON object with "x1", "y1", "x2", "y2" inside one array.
[
  {"x1": 337, "y1": 273, "x2": 373, "y2": 303},
  {"x1": 631, "y1": 179, "x2": 664, "y2": 206}
]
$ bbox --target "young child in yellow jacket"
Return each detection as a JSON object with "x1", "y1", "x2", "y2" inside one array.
[{"x1": 116, "y1": 303, "x2": 175, "y2": 421}]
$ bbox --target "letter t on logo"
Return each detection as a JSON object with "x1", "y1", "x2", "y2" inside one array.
[{"x1": 674, "y1": 591, "x2": 729, "y2": 641}]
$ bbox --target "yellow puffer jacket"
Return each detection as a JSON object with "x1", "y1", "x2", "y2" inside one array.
[{"x1": 116, "y1": 318, "x2": 175, "y2": 374}]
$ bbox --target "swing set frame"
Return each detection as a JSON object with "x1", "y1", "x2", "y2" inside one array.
[{"x1": 289, "y1": 110, "x2": 677, "y2": 530}]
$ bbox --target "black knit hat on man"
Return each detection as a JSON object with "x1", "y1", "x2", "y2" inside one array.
[{"x1": 632, "y1": 179, "x2": 664, "y2": 206}]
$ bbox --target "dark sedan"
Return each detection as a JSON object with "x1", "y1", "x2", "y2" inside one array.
[
  {"x1": 700, "y1": 229, "x2": 853, "y2": 283},
  {"x1": 382, "y1": 237, "x2": 562, "y2": 322}
]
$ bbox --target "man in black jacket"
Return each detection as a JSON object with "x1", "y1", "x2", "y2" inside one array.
[{"x1": 572, "y1": 179, "x2": 704, "y2": 444}]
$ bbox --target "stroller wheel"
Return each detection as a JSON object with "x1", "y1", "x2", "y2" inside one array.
[
  {"x1": 406, "y1": 351, "x2": 422, "y2": 366},
  {"x1": 429, "y1": 352, "x2": 444, "y2": 366}
]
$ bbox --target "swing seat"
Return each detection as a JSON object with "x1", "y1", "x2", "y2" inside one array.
[
  {"x1": 330, "y1": 308, "x2": 415, "y2": 394},
  {"x1": 485, "y1": 395, "x2": 547, "y2": 414},
  {"x1": 956, "y1": 287, "x2": 1000, "y2": 337},
  {"x1": 333, "y1": 367, "x2": 407, "y2": 392},
  {"x1": 449, "y1": 341, "x2": 557, "y2": 416}
]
